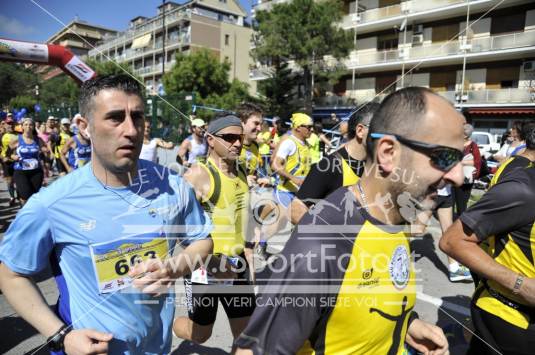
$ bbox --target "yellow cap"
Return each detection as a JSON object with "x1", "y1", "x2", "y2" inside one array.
[
  {"x1": 191, "y1": 118, "x2": 206, "y2": 127},
  {"x1": 291, "y1": 113, "x2": 313, "y2": 128}
]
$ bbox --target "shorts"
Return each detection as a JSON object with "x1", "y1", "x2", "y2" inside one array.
[
  {"x1": 56, "y1": 158, "x2": 69, "y2": 174},
  {"x1": 273, "y1": 189, "x2": 295, "y2": 208},
  {"x1": 183, "y1": 255, "x2": 255, "y2": 326},
  {"x1": 13, "y1": 168, "x2": 44, "y2": 200},
  {"x1": 435, "y1": 194, "x2": 453, "y2": 210},
  {"x1": 1, "y1": 161, "x2": 14, "y2": 177},
  {"x1": 468, "y1": 302, "x2": 535, "y2": 355}
]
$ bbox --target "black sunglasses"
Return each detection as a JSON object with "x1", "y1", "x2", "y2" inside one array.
[
  {"x1": 370, "y1": 133, "x2": 463, "y2": 172},
  {"x1": 212, "y1": 133, "x2": 244, "y2": 144}
]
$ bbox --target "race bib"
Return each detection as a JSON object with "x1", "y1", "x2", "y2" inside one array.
[
  {"x1": 89, "y1": 236, "x2": 169, "y2": 294},
  {"x1": 22, "y1": 158, "x2": 39, "y2": 170},
  {"x1": 190, "y1": 256, "x2": 242, "y2": 287}
]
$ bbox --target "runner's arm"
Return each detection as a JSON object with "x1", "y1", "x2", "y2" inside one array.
[
  {"x1": 59, "y1": 138, "x2": 74, "y2": 172},
  {"x1": 183, "y1": 164, "x2": 211, "y2": 201},
  {"x1": 177, "y1": 139, "x2": 191, "y2": 165},
  {"x1": 0, "y1": 263, "x2": 64, "y2": 337},
  {"x1": 440, "y1": 176, "x2": 535, "y2": 306},
  {"x1": 155, "y1": 138, "x2": 174, "y2": 149}
]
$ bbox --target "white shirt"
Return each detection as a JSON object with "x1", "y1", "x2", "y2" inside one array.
[
  {"x1": 276, "y1": 136, "x2": 305, "y2": 160},
  {"x1": 140, "y1": 139, "x2": 158, "y2": 162}
]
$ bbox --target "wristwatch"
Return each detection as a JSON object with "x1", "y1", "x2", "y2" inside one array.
[
  {"x1": 47, "y1": 324, "x2": 72, "y2": 351},
  {"x1": 512, "y1": 274, "x2": 524, "y2": 295}
]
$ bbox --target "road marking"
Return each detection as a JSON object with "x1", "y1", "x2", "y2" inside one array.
[{"x1": 417, "y1": 292, "x2": 471, "y2": 317}]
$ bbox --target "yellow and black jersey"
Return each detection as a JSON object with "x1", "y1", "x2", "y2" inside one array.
[
  {"x1": 199, "y1": 158, "x2": 250, "y2": 257},
  {"x1": 296, "y1": 147, "x2": 365, "y2": 207},
  {"x1": 236, "y1": 187, "x2": 417, "y2": 354},
  {"x1": 239, "y1": 141, "x2": 261, "y2": 176},
  {"x1": 460, "y1": 163, "x2": 535, "y2": 329},
  {"x1": 489, "y1": 155, "x2": 533, "y2": 189}
]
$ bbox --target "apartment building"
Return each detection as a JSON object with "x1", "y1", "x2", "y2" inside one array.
[
  {"x1": 42, "y1": 19, "x2": 117, "y2": 80},
  {"x1": 88, "y1": 0, "x2": 255, "y2": 94},
  {"x1": 252, "y1": 0, "x2": 535, "y2": 133}
]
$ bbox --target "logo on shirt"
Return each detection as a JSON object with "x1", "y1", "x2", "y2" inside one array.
[
  {"x1": 389, "y1": 245, "x2": 410, "y2": 290},
  {"x1": 80, "y1": 219, "x2": 96, "y2": 231}
]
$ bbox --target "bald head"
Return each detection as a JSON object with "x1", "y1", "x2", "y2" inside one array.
[{"x1": 367, "y1": 87, "x2": 464, "y2": 158}]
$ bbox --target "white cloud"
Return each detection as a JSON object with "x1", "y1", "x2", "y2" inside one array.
[{"x1": 0, "y1": 15, "x2": 35, "y2": 36}]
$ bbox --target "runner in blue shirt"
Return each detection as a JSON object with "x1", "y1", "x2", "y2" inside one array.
[{"x1": 0, "y1": 75, "x2": 213, "y2": 355}]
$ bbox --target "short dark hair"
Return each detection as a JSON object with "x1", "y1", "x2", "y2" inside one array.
[
  {"x1": 348, "y1": 101, "x2": 380, "y2": 140},
  {"x1": 365, "y1": 87, "x2": 440, "y2": 159},
  {"x1": 79, "y1": 75, "x2": 144, "y2": 120},
  {"x1": 236, "y1": 102, "x2": 263, "y2": 123},
  {"x1": 522, "y1": 120, "x2": 535, "y2": 150}
]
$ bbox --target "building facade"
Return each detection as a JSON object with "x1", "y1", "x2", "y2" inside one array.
[
  {"x1": 252, "y1": 0, "x2": 535, "y2": 133},
  {"x1": 88, "y1": 0, "x2": 255, "y2": 94}
]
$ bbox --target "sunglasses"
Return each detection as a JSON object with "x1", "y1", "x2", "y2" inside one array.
[
  {"x1": 370, "y1": 132, "x2": 463, "y2": 172},
  {"x1": 212, "y1": 133, "x2": 244, "y2": 144}
]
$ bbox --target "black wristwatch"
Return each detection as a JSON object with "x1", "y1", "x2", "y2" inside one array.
[{"x1": 47, "y1": 324, "x2": 72, "y2": 351}]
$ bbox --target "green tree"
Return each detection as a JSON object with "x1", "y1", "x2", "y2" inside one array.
[
  {"x1": 9, "y1": 95, "x2": 37, "y2": 113},
  {"x1": 253, "y1": 0, "x2": 353, "y2": 111},
  {"x1": 257, "y1": 62, "x2": 299, "y2": 118},
  {"x1": 163, "y1": 49, "x2": 258, "y2": 120},
  {"x1": 0, "y1": 62, "x2": 38, "y2": 108}
]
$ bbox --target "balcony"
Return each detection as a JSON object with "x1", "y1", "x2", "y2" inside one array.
[
  {"x1": 437, "y1": 88, "x2": 535, "y2": 107},
  {"x1": 341, "y1": 0, "x2": 530, "y2": 34},
  {"x1": 133, "y1": 60, "x2": 176, "y2": 77},
  {"x1": 88, "y1": 10, "x2": 191, "y2": 56},
  {"x1": 346, "y1": 29, "x2": 535, "y2": 71}
]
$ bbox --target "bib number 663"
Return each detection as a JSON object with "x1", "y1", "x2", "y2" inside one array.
[{"x1": 115, "y1": 250, "x2": 157, "y2": 276}]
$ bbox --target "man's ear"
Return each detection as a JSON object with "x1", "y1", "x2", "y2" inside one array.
[{"x1": 375, "y1": 136, "x2": 397, "y2": 174}]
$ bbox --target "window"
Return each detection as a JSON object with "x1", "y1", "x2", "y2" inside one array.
[
  {"x1": 500, "y1": 80, "x2": 518, "y2": 89},
  {"x1": 225, "y1": 34, "x2": 230, "y2": 46}
]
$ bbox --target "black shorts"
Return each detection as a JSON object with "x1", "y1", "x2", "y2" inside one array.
[
  {"x1": 183, "y1": 256, "x2": 255, "y2": 326},
  {"x1": 2, "y1": 161, "x2": 14, "y2": 177},
  {"x1": 468, "y1": 303, "x2": 535, "y2": 355},
  {"x1": 13, "y1": 168, "x2": 44, "y2": 200},
  {"x1": 435, "y1": 194, "x2": 453, "y2": 210}
]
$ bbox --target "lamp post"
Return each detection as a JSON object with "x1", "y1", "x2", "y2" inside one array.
[{"x1": 459, "y1": 0, "x2": 471, "y2": 110}]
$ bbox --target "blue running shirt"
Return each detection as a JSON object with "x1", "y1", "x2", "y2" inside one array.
[{"x1": 0, "y1": 159, "x2": 212, "y2": 354}]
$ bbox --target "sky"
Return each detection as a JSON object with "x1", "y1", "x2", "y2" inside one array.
[{"x1": 0, "y1": 0, "x2": 254, "y2": 43}]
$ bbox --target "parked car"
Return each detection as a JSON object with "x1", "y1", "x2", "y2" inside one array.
[{"x1": 471, "y1": 131, "x2": 501, "y2": 159}]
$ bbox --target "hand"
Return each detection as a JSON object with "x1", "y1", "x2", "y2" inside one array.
[
  {"x1": 257, "y1": 177, "x2": 270, "y2": 187},
  {"x1": 247, "y1": 175, "x2": 257, "y2": 187},
  {"x1": 291, "y1": 176, "x2": 304, "y2": 187},
  {"x1": 518, "y1": 276, "x2": 535, "y2": 306},
  {"x1": 207, "y1": 255, "x2": 238, "y2": 280},
  {"x1": 406, "y1": 319, "x2": 449, "y2": 355},
  {"x1": 63, "y1": 328, "x2": 113, "y2": 355},
  {"x1": 129, "y1": 258, "x2": 175, "y2": 296}
]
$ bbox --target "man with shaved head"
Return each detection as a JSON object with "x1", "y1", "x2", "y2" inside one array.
[{"x1": 236, "y1": 87, "x2": 464, "y2": 355}]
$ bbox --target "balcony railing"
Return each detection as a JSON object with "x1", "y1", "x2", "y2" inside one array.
[
  {"x1": 133, "y1": 60, "x2": 177, "y2": 76},
  {"x1": 347, "y1": 29, "x2": 535, "y2": 68},
  {"x1": 438, "y1": 88, "x2": 535, "y2": 105},
  {"x1": 341, "y1": 0, "x2": 472, "y2": 28},
  {"x1": 88, "y1": 10, "x2": 190, "y2": 56}
]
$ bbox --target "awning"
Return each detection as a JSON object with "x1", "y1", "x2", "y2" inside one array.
[
  {"x1": 468, "y1": 108, "x2": 535, "y2": 115},
  {"x1": 131, "y1": 33, "x2": 152, "y2": 49}
]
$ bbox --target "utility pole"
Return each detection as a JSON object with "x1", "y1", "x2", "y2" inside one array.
[
  {"x1": 162, "y1": 0, "x2": 166, "y2": 80},
  {"x1": 460, "y1": 0, "x2": 471, "y2": 111}
]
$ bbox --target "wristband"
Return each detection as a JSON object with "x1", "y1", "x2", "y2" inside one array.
[{"x1": 47, "y1": 324, "x2": 72, "y2": 351}]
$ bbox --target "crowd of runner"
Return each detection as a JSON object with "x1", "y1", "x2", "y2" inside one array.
[{"x1": 0, "y1": 75, "x2": 534, "y2": 355}]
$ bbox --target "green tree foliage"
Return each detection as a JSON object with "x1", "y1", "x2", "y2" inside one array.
[
  {"x1": 9, "y1": 95, "x2": 37, "y2": 113},
  {"x1": 0, "y1": 62, "x2": 38, "y2": 108},
  {"x1": 253, "y1": 0, "x2": 353, "y2": 111},
  {"x1": 163, "y1": 49, "x2": 258, "y2": 120},
  {"x1": 257, "y1": 62, "x2": 299, "y2": 118}
]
